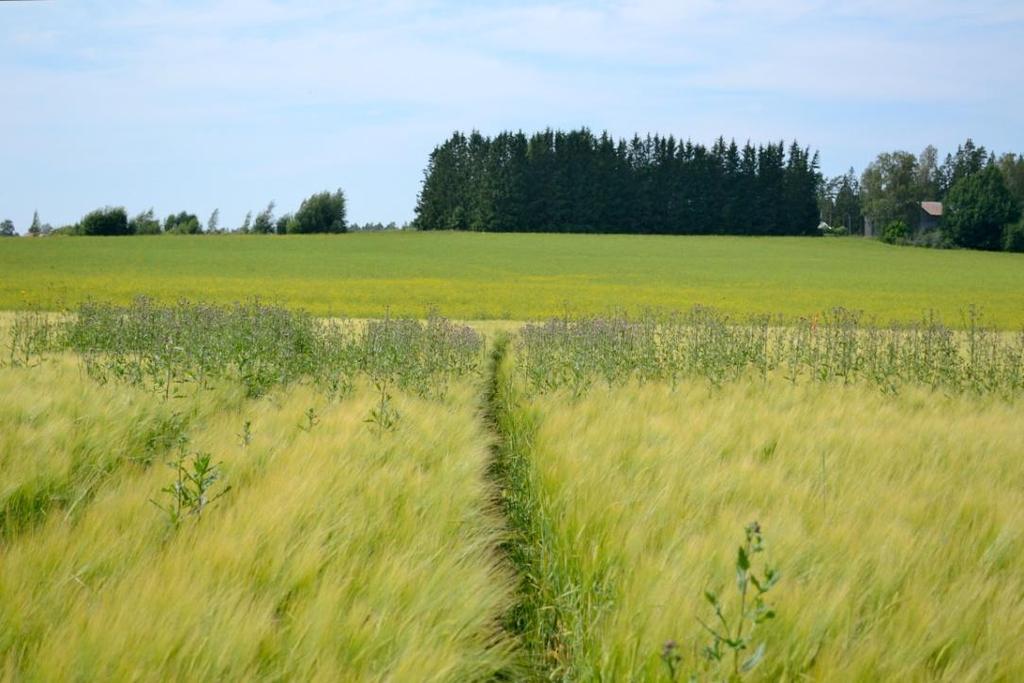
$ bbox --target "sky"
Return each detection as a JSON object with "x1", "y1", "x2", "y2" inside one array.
[{"x1": 2, "y1": 0, "x2": 1022, "y2": 231}]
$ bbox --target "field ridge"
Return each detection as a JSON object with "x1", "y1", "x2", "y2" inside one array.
[{"x1": 484, "y1": 335, "x2": 611, "y2": 681}]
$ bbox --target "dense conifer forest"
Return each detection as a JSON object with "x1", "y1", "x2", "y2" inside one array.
[{"x1": 413, "y1": 129, "x2": 821, "y2": 235}]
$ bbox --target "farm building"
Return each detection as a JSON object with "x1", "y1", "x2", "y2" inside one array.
[
  {"x1": 919, "y1": 201, "x2": 943, "y2": 231},
  {"x1": 864, "y1": 201, "x2": 943, "y2": 237}
]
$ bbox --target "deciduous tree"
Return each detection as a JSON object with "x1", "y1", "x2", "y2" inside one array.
[
  {"x1": 252, "y1": 201, "x2": 276, "y2": 234},
  {"x1": 129, "y1": 209, "x2": 162, "y2": 235},
  {"x1": 164, "y1": 211, "x2": 202, "y2": 235},
  {"x1": 289, "y1": 190, "x2": 347, "y2": 234},
  {"x1": 861, "y1": 151, "x2": 919, "y2": 230},
  {"x1": 79, "y1": 207, "x2": 130, "y2": 236}
]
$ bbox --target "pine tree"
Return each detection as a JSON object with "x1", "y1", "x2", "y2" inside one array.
[{"x1": 28, "y1": 211, "x2": 42, "y2": 237}]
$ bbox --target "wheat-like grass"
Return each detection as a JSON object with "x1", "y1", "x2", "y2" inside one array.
[
  {"x1": 0, "y1": 367, "x2": 516, "y2": 681},
  {"x1": 523, "y1": 378, "x2": 1024, "y2": 680}
]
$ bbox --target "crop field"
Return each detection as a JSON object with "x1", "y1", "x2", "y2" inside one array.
[
  {"x1": 6, "y1": 0, "x2": 1024, "y2": 679},
  {"x1": 497, "y1": 337, "x2": 1024, "y2": 680},
  {"x1": 2, "y1": 299, "x2": 1023, "y2": 681},
  {"x1": 1, "y1": 304, "x2": 520, "y2": 680},
  {"x1": 3, "y1": 233, "x2": 1024, "y2": 326}
]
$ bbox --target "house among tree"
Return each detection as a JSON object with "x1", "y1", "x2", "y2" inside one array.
[
  {"x1": 864, "y1": 201, "x2": 943, "y2": 237},
  {"x1": 919, "y1": 201, "x2": 943, "y2": 232}
]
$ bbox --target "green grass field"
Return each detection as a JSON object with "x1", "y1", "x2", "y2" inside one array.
[{"x1": 2, "y1": 233, "x2": 1023, "y2": 326}]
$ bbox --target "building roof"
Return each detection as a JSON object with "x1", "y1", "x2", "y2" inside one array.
[{"x1": 921, "y1": 201, "x2": 943, "y2": 217}]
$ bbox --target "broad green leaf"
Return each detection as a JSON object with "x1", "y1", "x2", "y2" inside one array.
[{"x1": 737, "y1": 546, "x2": 751, "y2": 571}]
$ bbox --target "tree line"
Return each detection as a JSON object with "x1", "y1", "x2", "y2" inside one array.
[
  {"x1": 0, "y1": 189, "x2": 347, "y2": 237},
  {"x1": 4, "y1": 133, "x2": 1022, "y2": 253},
  {"x1": 818, "y1": 139, "x2": 1024, "y2": 251},
  {"x1": 413, "y1": 129, "x2": 821, "y2": 235}
]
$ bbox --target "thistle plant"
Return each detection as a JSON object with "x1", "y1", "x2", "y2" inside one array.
[
  {"x1": 152, "y1": 446, "x2": 231, "y2": 528},
  {"x1": 516, "y1": 307, "x2": 1023, "y2": 398},
  {"x1": 237, "y1": 419, "x2": 253, "y2": 448},
  {"x1": 15, "y1": 298, "x2": 1023, "y2": 400},
  {"x1": 660, "y1": 640, "x2": 684, "y2": 682},
  {"x1": 300, "y1": 407, "x2": 320, "y2": 432},
  {"x1": 365, "y1": 379, "x2": 400, "y2": 436},
  {"x1": 5, "y1": 309, "x2": 62, "y2": 368},
  {"x1": 59, "y1": 299, "x2": 484, "y2": 400},
  {"x1": 662, "y1": 522, "x2": 780, "y2": 682}
]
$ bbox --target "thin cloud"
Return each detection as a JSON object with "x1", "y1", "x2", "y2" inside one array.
[{"x1": 0, "y1": 0, "x2": 1021, "y2": 229}]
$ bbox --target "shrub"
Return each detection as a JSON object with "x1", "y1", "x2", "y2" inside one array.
[
  {"x1": 910, "y1": 230, "x2": 950, "y2": 249},
  {"x1": 820, "y1": 223, "x2": 849, "y2": 237},
  {"x1": 880, "y1": 220, "x2": 909, "y2": 245},
  {"x1": 79, "y1": 207, "x2": 130, "y2": 236}
]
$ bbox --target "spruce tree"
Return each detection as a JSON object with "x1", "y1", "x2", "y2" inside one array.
[
  {"x1": 944, "y1": 165, "x2": 1020, "y2": 250},
  {"x1": 411, "y1": 128, "x2": 822, "y2": 237},
  {"x1": 28, "y1": 211, "x2": 41, "y2": 237}
]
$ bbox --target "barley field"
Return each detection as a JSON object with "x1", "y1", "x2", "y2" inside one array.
[
  {"x1": 1, "y1": 307, "x2": 519, "y2": 680},
  {"x1": 2, "y1": 299, "x2": 1023, "y2": 681},
  {"x1": 513, "y1": 380, "x2": 1024, "y2": 680}
]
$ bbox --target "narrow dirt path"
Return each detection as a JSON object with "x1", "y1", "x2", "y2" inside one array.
[{"x1": 482, "y1": 334, "x2": 575, "y2": 681}]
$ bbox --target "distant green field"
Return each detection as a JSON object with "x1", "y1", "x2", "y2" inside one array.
[{"x1": 2, "y1": 232, "x2": 1023, "y2": 326}]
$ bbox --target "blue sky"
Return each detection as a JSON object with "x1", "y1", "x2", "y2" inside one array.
[{"x1": 2, "y1": 0, "x2": 1022, "y2": 231}]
